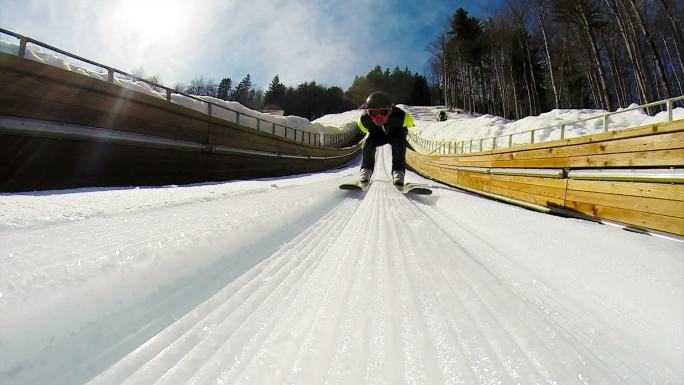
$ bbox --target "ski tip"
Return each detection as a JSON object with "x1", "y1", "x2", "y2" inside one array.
[
  {"x1": 409, "y1": 188, "x2": 433, "y2": 195},
  {"x1": 339, "y1": 184, "x2": 362, "y2": 191},
  {"x1": 339, "y1": 181, "x2": 370, "y2": 191},
  {"x1": 398, "y1": 183, "x2": 433, "y2": 195}
]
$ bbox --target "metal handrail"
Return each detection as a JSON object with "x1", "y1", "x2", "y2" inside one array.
[
  {"x1": 0, "y1": 27, "x2": 356, "y2": 148},
  {"x1": 409, "y1": 95, "x2": 684, "y2": 155}
]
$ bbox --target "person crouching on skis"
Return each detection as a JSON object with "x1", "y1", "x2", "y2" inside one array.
[{"x1": 357, "y1": 91, "x2": 415, "y2": 186}]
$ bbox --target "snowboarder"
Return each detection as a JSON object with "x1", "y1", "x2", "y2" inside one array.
[{"x1": 357, "y1": 91, "x2": 414, "y2": 186}]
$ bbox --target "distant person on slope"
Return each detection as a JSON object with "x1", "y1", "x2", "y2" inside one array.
[{"x1": 358, "y1": 91, "x2": 415, "y2": 186}]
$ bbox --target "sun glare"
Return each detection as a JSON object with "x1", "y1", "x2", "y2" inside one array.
[{"x1": 115, "y1": 0, "x2": 187, "y2": 45}]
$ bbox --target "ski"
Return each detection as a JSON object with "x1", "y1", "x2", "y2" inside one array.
[
  {"x1": 339, "y1": 180, "x2": 371, "y2": 191},
  {"x1": 397, "y1": 183, "x2": 432, "y2": 195}
]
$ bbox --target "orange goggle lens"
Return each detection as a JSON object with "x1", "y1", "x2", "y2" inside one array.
[{"x1": 367, "y1": 108, "x2": 391, "y2": 118}]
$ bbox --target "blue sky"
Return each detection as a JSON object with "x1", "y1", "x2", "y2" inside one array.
[{"x1": 0, "y1": 0, "x2": 503, "y2": 90}]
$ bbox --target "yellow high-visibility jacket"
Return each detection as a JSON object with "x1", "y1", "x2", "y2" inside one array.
[{"x1": 357, "y1": 106, "x2": 414, "y2": 135}]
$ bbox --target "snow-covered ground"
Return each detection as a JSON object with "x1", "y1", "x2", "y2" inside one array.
[{"x1": 1, "y1": 147, "x2": 682, "y2": 385}]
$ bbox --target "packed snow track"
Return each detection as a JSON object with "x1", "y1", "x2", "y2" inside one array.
[{"x1": 1, "y1": 147, "x2": 682, "y2": 385}]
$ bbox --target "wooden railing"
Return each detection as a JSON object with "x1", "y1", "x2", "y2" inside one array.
[
  {"x1": 409, "y1": 96, "x2": 684, "y2": 155},
  {"x1": 0, "y1": 27, "x2": 356, "y2": 148}
]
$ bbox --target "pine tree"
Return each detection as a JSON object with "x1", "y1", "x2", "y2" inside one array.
[
  {"x1": 264, "y1": 75, "x2": 287, "y2": 107},
  {"x1": 217, "y1": 77, "x2": 232, "y2": 101},
  {"x1": 408, "y1": 75, "x2": 432, "y2": 106},
  {"x1": 231, "y1": 74, "x2": 253, "y2": 106}
]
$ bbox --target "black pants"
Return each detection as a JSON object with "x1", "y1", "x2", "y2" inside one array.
[{"x1": 361, "y1": 127, "x2": 408, "y2": 172}]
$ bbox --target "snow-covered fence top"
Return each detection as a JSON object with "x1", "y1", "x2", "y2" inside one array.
[{"x1": 0, "y1": 28, "x2": 355, "y2": 148}]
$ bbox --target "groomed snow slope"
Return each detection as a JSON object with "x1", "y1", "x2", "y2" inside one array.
[{"x1": 1, "y1": 147, "x2": 682, "y2": 385}]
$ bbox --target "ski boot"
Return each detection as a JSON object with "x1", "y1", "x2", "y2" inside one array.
[
  {"x1": 360, "y1": 168, "x2": 372, "y2": 183},
  {"x1": 392, "y1": 170, "x2": 405, "y2": 186}
]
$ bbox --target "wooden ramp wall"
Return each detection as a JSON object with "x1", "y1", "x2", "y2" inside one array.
[
  {"x1": 407, "y1": 119, "x2": 684, "y2": 236},
  {"x1": 0, "y1": 53, "x2": 360, "y2": 191}
]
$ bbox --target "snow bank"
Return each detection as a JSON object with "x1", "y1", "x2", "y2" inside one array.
[
  {"x1": 195, "y1": 96, "x2": 346, "y2": 135},
  {"x1": 313, "y1": 109, "x2": 363, "y2": 133}
]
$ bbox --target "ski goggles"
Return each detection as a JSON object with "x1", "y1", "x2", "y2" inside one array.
[{"x1": 366, "y1": 107, "x2": 391, "y2": 119}]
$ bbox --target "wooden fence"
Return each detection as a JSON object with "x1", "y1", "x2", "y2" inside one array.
[
  {"x1": 0, "y1": 53, "x2": 361, "y2": 192},
  {"x1": 407, "y1": 119, "x2": 684, "y2": 236}
]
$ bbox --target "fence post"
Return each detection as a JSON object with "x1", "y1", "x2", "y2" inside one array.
[
  {"x1": 236, "y1": 112, "x2": 240, "y2": 125},
  {"x1": 603, "y1": 114, "x2": 609, "y2": 132},
  {"x1": 107, "y1": 69, "x2": 114, "y2": 83},
  {"x1": 667, "y1": 98, "x2": 673, "y2": 122},
  {"x1": 560, "y1": 124, "x2": 565, "y2": 139},
  {"x1": 257, "y1": 119, "x2": 261, "y2": 131},
  {"x1": 18, "y1": 36, "x2": 28, "y2": 58},
  {"x1": 479, "y1": 138, "x2": 484, "y2": 152},
  {"x1": 508, "y1": 134, "x2": 512, "y2": 147},
  {"x1": 492, "y1": 137, "x2": 496, "y2": 150},
  {"x1": 166, "y1": 88, "x2": 171, "y2": 101},
  {"x1": 207, "y1": 103, "x2": 212, "y2": 116},
  {"x1": 530, "y1": 130, "x2": 535, "y2": 144}
]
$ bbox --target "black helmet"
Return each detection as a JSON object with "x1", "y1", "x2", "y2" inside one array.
[{"x1": 365, "y1": 91, "x2": 393, "y2": 109}]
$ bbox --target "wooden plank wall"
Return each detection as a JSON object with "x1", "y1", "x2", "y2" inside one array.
[
  {"x1": 426, "y1": 119, "x2": 684, "y2": 169},
  {"x1": 490, "y1": 174, "x2": 567, "y2": 207},
  {"x1": 407, "y1": 119, "x2": 684, "y2": 236},
  {"x1": 0, "y1": 133, "x2": 359, "y2": 192},
  {"x1": 564, "y1": 180, "x2": 684, "y2": 235},
  {"x1": 0, "y1": 53, "x2": 355, "y2": 158},
  {"x1": 0, "y1": 53, "x2": 360, "y2": 191}
]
